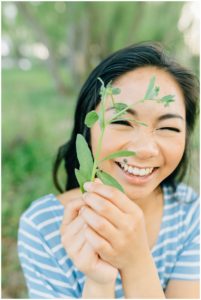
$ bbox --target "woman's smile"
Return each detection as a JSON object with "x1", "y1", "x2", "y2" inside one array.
[{"x1": 114, "y1": 160, "x2": 160, "y2": 185}]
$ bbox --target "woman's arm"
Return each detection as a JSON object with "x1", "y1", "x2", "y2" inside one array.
[
  {"x1": 18, "y1": 214, "x2": 77, "y2": 298},
  {"x1": 120, "y1": 250, "x2": 165, "y2": 298},
  {"x1": 82, "y1": 277, "x2": 115, "y2": 299},
  {"x1": 165, "y1": 280, "x2": 199, "y2": 299},
  {"x1": 81, "y1": 182, "x2": 200, "y2": 299}
]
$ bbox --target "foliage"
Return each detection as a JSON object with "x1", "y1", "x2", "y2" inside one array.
[
  {"x1": 2, "y1": 67, "x2": 75, "y2": 298},
  {"x1": 2, "y1": 1, "x2": 199, "y2": 95}
]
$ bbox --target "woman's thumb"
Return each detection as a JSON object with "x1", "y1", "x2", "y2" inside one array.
[{"x1": 94, "y1": 177, "x2": 102, "y2": 184}]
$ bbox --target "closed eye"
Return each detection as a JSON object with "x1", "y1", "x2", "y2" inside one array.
[
  {"x1": 158, "y1": 127, "x2": 181, "y2": 132},
  {"x1": 110, "y1": 120, "x2": 131, "y2": 126}
]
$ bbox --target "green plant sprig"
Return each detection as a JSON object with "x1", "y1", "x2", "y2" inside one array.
[{"x1": 75, "y1": 76, "x2": 175, "y2": 193}]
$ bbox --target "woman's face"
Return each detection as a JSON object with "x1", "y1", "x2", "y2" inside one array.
[{"x1": 91, "y1": 67, "x2": 186, "y2": 201}]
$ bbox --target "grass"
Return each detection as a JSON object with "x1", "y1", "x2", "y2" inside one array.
[{"x1": 2, "y1": 67, "x2": 199, "y2": 298}]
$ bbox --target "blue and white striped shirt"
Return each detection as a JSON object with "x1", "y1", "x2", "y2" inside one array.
[{"x1": 18, "y1": 183, "x2": 200, "y2": 298}]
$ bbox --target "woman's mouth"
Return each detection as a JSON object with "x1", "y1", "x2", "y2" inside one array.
[{"x1": 115, "y1": 161, "x2": 159, "y2": 185}]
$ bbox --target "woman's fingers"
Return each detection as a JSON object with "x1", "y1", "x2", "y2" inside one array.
[
  {"x1": 80, "y1": 205, "x2": 117, "y2": 245},
  {"x1": 83, "y1": 192, "x2": 125, "y2": 229},
  {"x1": 67, "y1": 226, "x2": 86, "y2": 259},
  {"x1": 60, "y1": 203, "x2": 118, "y2": 283},
  {"x1": 84, "y1": 225, "x2": 113, "y2": 257},
  {"x1": 75, "y1": 241, "x2": 118, "y2": 283},
  {"x1": 61, "y1": 197, "x2": 85, "y2": 228},
  {"x1": 84, "y1": 182, "x2": 136, "y2": 213},
  {"x1": 61, "y1": 215, "x2": 85, "y2": 237}
]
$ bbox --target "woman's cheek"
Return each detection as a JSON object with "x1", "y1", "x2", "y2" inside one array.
[
  {"x1": 163, "y1": 135, "x2": 185, "y2": 171},
  {"x1": 91, "y1": 125, "x2": 122, "y2": 158},
  {"x1": 101, "y1": 130, "x2": 125, "y2": 156}
]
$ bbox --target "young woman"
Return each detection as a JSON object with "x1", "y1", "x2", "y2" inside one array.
[{"x1": 18, "y1": 42, "x2": 199, "y2": 298}]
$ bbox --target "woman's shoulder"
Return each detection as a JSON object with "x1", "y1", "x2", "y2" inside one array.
[
  {"x1": 163, "y1": 182, "x2": 199, "y2": 204},
  {"x1": 56, "y1": 187, "x2": 82, "y2": 206},
  {"x1": 20, "y1": 188, "x2": 81, "y2": 229},
  {"x1": 163, "y1": 182, "x2": 199, "y2": 229}
]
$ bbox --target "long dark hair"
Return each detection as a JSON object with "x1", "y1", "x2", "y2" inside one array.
[{"x1": 53, "y1": 42, "x2": 199, "y2": 192}]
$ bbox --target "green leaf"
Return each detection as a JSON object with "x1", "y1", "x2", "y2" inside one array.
[
  {"x1": 143, "y1": 76, "x2": 160, "y2": 100},
  {"x1": 96, "y1": 170, "x2": 124, "y2": 193},
  {"x1": 84, "y1": 111, "x2": 99, "y2": 128},
  {"x1": 144, "y1": 76, "x2": 156, "y2": 99},
  {"x1": 112, "y1": 87, "x2": 121, "y2": 95},
  {"x1": 98, "y1": 78, "x2": 121, "y2": 98},
  {"x1": 100, "y1": 150, "x2": 135, "y2": 162},
  {"x1": 98, "y1": 102, "x2": 105, "y2": 130},
  {"x1": 100, "y1": 86, "x2": 106, "y2": 98},
  {"x1": 98, "y1": 77, "x2": 104, "y2": 86},
  {"x1": 113, "y1": 102, "x2": 128, "y2": 113},
  {"x1": 155, "y1": 86, "x2": 160, "y2": 94},
  {"x1": 98, "y1": 77, "x2": 106, "y2": 99},
  {"x1": 75, "y1": 169, "x2": 85, "y2": 193},
  {"x1": 105, "y1": 81, "x2": 113, "y2": 93},
  {"x1": 160, "y1": 95, "x2": 175, "y2": 106},
  {"x1": 76, "y1": 134, "x2": 94, "y2": 180}
]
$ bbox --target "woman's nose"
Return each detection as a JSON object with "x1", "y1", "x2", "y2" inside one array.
[{"x1": 127, "y1": 132, "x2": 160, "y2": 160}]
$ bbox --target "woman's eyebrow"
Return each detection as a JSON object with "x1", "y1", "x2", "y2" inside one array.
[
  {"x1": 157, "y1": 113, "x2": 184, "y2": 121},
  {"x1": 106, "y1": 107, "x2": 184, "y2": 121}
]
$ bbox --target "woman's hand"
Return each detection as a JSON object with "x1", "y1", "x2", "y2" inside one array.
[
  {"x1": 60, "y1": 197, "x2": 118, "y2": 284},
  {"x1": 80, "y1": 181, "x2": 150, "y2": 272}
]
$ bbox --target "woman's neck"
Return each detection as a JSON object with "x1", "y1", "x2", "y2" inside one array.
[{"x1": 131, "y1": 186, "x2": 163, "y2": 217}]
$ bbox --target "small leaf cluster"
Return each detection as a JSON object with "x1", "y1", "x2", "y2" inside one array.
[{"x1": 142, "y1": 76, "x2": 175, "y2": 106}]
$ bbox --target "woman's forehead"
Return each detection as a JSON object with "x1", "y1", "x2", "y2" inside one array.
[
  {"x1": 113, "y1": 67, "x2": 184, "y2": 98},
  {"x1": 103, "y1": 67, "x2": 186, "y2": 116}
]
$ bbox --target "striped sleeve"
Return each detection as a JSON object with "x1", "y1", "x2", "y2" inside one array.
[
  {"x1": 170, "y1": 198, "x2": 200, "y2": 280},
  {"x1": 18, "y1": 214, "x2": 79, "y2": 298}
]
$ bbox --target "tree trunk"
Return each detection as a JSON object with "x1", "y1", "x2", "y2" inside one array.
[{"x1": 16, "y1": 2, "x2": 68, "y2": 96}]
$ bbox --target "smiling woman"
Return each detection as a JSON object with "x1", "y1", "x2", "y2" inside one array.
[
  {"x1": 18, "y1": 42, "x2": 199, "y2": 299},
  {"x1": 91, "y1": 67, "x2": 187, "y2": 202}
]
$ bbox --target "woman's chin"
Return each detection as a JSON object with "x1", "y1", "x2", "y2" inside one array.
[
  {"x1": 107, "y1": 162, "x2": 161, "y2": 201},
  {"x1": 124, "y1": 185, "x2": 152, "y2": 202}
]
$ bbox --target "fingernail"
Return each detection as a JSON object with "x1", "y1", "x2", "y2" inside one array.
[
  {"x1": 82, "y1": 192, "x2": 87, "y2": 200},
  {"x1": 94, "y1": 178, "x2": 101, "y2": 183},
  {"x1": 84, "y1": 182, "x2": 92, "y2": 191}
]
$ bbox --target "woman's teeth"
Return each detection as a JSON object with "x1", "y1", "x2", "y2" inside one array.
[{"x1": 119, "y1": 162, "x2": 154, "y2": 176}]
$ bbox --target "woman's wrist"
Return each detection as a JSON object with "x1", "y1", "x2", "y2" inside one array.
[
  {"x1": 120, "y1": 252, "x2": 165, "y2": 298},
  {"x1": 82, "y1": 276, "x2": 116, "y2": 298}
]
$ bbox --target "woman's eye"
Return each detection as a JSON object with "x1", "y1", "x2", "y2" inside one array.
[
  {"x1": 158, "y1": 127, "x2": 181, "y2": 132},
  {"x1": 111, "y1": 120, "x2": 131, "y2": 126}
]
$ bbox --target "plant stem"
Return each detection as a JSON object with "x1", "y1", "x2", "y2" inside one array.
[
  {"x1": 90, "y1": 127, "x2": 105, "y2": 181},
  {"x1": 111, "y1": 94, "x2": 115, "y2": 106},
  {"x1": 106, "y1": 99, "x2": 143, "y2": 125},
  {"x1": 91, "y1": 97, "x2": 141, "y2": 182},
  {"x1": 90, "y1": 90, "x2": 107, "y2": 182}
]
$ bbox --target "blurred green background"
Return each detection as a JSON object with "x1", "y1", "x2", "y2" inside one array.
[{"x1": 2, "y1": 1, "x2": 199, "y2": 298}]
